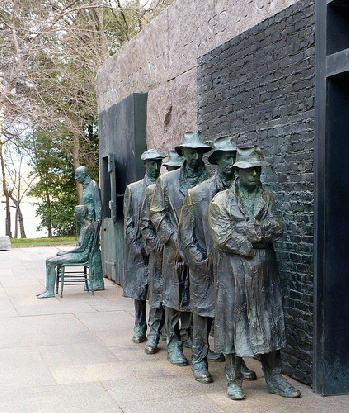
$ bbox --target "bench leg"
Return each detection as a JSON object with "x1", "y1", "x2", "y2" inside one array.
[{"x1": 60, "y1": 267, "x2": 65, "y2": 298}]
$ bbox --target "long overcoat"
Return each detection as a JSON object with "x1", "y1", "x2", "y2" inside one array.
[
  {"x1": 208, "y1": 181, "x2": 286, "y2": 357},
  {"x1": 178, "y1": 172, "x2": 227, "y2": 318},
  {"x1": 123, "y1": 178, "x2": 149, "y2": 300},
  {"x1": 80, "y1": 179, "x2": 104, "y2": 290},
  {"x1": 80, "y1": 179, "x2": 102, "y2": 222},
  {"x1": 140, "y1": 184, "x2": 163, "y2": 308},
  {"x1": 150, "y1": 163, "x2": 210, "y2": 311}
]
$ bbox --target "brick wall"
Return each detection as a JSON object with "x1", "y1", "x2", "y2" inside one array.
[{"x1": 197, "y1": 0, "x2": 315, "y2": 385}]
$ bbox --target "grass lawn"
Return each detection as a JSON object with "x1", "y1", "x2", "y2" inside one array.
[{"x1": 10, "y1": 236, "x2": 78, "y2": 247}]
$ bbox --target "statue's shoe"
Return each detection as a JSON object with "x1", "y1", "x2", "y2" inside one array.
[
  {"x1": 227, "y1": 383, "x2": 246, "y2": 400},
  {"x1": 192, "y1": 361, "x2": 213, "y2": 384},
  {"x1": 266, "y1": 375, "x2": 301, "y2": 398},
  {"x1": 207, "y1": 349, "x2": 225, "y2": 362},
  {"x1": 145, "y1": 344, "x2": 158, "y2": 354},
  {"x1": 145, "y1": 336, "x2": 158, "y2": 354},
  {"x1": 167, "y1": 342, "x2": 188, "y2": 366},
  {"x1": 241, "y1": 361, "x2": 257, "y2": 381},
  {"x1": 37, "y1": 291, "x2": 55, "y2": 299},
  {"x1": 181, "y1": 336, "x2": 192, "y2": 348},
  {"x1": 132, "y1": 334, "x2": 146, "y2": 344}
]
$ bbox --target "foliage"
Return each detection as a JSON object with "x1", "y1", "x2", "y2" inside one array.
[
  {"x1": 0, "y1": 0, "x2": 174, "y2": 237},
  {"x1": 27, "y1": 128, "x2": 78, "y2": 236}
]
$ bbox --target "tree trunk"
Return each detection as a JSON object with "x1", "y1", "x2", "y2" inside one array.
[
  {"x1": 14, "y1": 205, "x2": 18, "y2": 238},
  {"x1": 10, "y1": 196, "x2": 26, "y2": 239},
  {"x1": 46, "y1": 192, "x2": 52, "y2": 238},
  {"x1": 73, "y1": 133, "x2": 81, "y2": 200},
  {"x1": 17, "y1": 204, "x2": 26, "y2": 238},
  {"x1": 0, "y1": 140, "x2": 12, "y2": 237}
]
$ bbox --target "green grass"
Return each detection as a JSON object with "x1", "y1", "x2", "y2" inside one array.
[{"x1": 10, "y1": 236, "x2": 78, "y2": 247}]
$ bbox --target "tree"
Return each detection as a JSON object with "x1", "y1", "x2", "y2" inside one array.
[
  {"x1": 0, "y1": 0, "x2": 174, "y2": 236},
  {"x1": 4, "y1": 139, "x2": 37, "y2": 238},
  {"x1": 27, "y1": 128, "x2": 78, "y2": 237}
]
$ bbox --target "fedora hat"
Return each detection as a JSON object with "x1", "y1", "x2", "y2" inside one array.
[
  {"x1": 175, "y1": 131, "x2": 211, "y2": 156},
  {"x1": 233, "y1": 146, "x2": 269, "y2": 169},
  {"x1": 207, "y1": 136, "x2": 237, "y2": 165},
  {"x1": 141, "y1": 148, "x2": 166, "y2": 162},
  {"x1": 163, "y1": 150, "x2": 184, "y2": 168}
]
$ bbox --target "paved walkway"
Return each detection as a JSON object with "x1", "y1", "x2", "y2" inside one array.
[{"x1": 0, "y1": 245, "x2": 348, "y2": 413}]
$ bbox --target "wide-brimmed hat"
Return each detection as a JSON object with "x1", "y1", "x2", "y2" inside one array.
[
  {"x1": 141, "y1": 149, "x2": 166, "y2": 162},
  {"x1": 233, "y1": 146, "x2": 269, "y2": 169},
  {"x1": 175, "y1": 131, "x2": 211, "y2": 156},
  {"x1": 207, "y1": 136, "x2": 237, "y2": 165},
  {"x1": 163, "y1": 150, "x2": 184, "y2": 168}
]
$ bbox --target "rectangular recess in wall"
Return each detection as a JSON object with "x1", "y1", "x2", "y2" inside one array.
[{"x1": 327, "y1": 2, "x2": 349, "y2": 55}]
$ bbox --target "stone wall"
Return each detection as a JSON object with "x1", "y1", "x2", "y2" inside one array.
[
  {"x1": 96, "y1": 0, "x2": 298, "y2": 152},
  {"x1": 197, "y1": 0, "x2": 315, "y2": 385}
]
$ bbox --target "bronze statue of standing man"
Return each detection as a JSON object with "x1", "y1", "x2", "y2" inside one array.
[
  {"x1": 150, "y1": 131, "x2": 211, "y2": 366},
  {"x1": 208, "y1": 146, "x2": 301, "y2": 400},
  {"x1": 75, "y1": 166, "x2": 104, "y2": 291},
  {"x1": 123, "y1": 149, "x2": 165, "y2": 344},
  {"x1": 179, "y1": 137, "x2": 256, "y2": 384}
]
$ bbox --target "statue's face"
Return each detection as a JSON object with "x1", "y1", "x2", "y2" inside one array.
[
  {"x1": 75, "y1": 168, "x2": 85, "y2": 183},
  {"x1": 237, "y1": 166, "x2": 262, "y2": 190},
  {"x1": 74, "y1": 208, "x2": 83, "y2": 222},
  {"x1": 145, "y1": 159, "x2": 162, "y2": 179},
  {"x1": 216, "y1": 151, "x2": 236, "y2": 177},
  {"x1": 181, "y1": 147, "x2": 204, "y2": 169}
]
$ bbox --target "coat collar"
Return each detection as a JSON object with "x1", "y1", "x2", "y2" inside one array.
[
  {"x1": 179, "y1": 160, "x2": 210, "y2": 195},
  {"x1": 232, "y1": 179, "x2": 268, "y2": 220}
]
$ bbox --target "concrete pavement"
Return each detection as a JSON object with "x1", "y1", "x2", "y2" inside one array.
[{"x1": 0, "y1": 245, "x2": 348, "y2": 413}]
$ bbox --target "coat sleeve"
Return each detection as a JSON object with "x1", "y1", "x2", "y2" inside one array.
[
  {"x1": 93, "y1": 183, "x2": 103, "y2": 222},
  {"x1": 260, "y1": 193, "x2": 283, "y2": 242},
  {"x1": 150, "y1": 177, "x2": 176, "y2": 245},
  {"x1": 140, "y1": 187, "x2": 161, "y2": 254},
  {"x1": 178, "y1": 190, "x2": 207, "y2": 271},
  {"x1": 123, "y1": 185, "x2": 136, "y2": 244},
  {"x1": 208, "y1": 192, "x2": 254, "y2": 257}
]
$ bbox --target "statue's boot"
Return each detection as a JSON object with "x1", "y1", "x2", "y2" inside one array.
[
  {"x1": 37, "y1": 264, "x2": 56, "y2": 299},
  {"x1": 145, "y1": 335, "x2": 159, "y2": 354},
  {"x1": 207, "y1": 348, "x2": 225, "y2": 362},
  {"x1": 225, "y1": 354, "x2": 245, "y2": 400},
  {"x1": 180, "y1": 311, "x2": 192, "y2": 348},
  {"x1": 37, "y1": 290, "x2": 55, "y2": 299},
  {"x1": 145, "y1": 307, "x2": 164, "y2": 354},
  {"x1": 132, "y1": 299, "x2": 147, "y2": 343},
  {"x1": 167, "y1": 340, "x2": 188, "y2": 366},
  {"x1": 260, "y1": 351, "x2": 301, "y2": 398},
  {"x1": 192, "y1": 358, "x2": 213, "y2": 384},
  {"x1": 241, "y1": 358, "x2": 257, "y2": 380},
  {"x1": 192, "y1": 331, "x2": 212, "y2": 383}
]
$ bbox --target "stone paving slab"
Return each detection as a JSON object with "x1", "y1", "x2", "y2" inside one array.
[{"x1": 0, "y1": 246, "x2": 348, "y2": 412}]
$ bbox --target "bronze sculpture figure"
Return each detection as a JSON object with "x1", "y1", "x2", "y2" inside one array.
[
  {"x1": 163, "y1": 149, "x2": 192, "y2": 348},
  {"x1": 208, "y1": 146, "x2": 301, "y2": 400},
  {"x1": 37, "y1": 205, "x2": 94, "y2": 299},
  {"x1": 140, "y1": 182, "x2": 165, "y2": 354},
  {"x1": 150, "y1": 131, "x2": 211, "y2": 366},
  {"x1": 123, "y1": 149, "x2": 165, "y2": 344},
  {"x1": 163, "y1": 150, "x2": 184, "y2": 171},
  {"x1": 178, "y1": 136, "x2": 256, "y2": 384},
  {"x1": 75, "y1": 166, "x2": 104, "y2": 291}
]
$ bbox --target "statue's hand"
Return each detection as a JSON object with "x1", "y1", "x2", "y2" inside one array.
[
  {"x1": 246, "y1": 221, "x2": 262, "y2": 242},
  {"x1": 175, "y1": 260, "x2": 185, "y2": 271},
  {"x1": 154, "y1": 237, "x2": 162, "y2": 253},
  {"x1": 201, "y1": 258, "x2": 213, "y2": 281}
]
